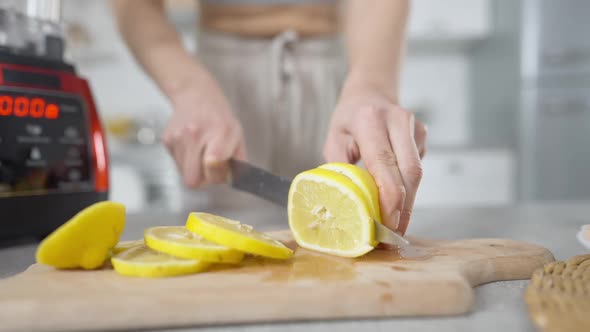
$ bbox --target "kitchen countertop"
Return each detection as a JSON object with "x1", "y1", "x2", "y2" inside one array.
[{"x1": 1, "y1": 200, "x2": 589, "y2": 332}]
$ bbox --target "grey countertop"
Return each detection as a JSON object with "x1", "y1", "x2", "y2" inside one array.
[{"x1": 1, "y1": 200, "x2": 589, "y2": 332}]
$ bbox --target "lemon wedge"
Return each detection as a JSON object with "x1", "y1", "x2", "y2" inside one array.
[
  {"x1": 186, "y1": 213, "x2": 293, "y2": 259},
  {"x1": 319, "y1": 162, "x2": 382, "y2": 222},
  {"x1": 112, "y1": 239, "x2": 144, "y2": 255},
  {"x1": 111, "y1": 244, "x2": 210, "y2": 278},
  {"x1": 36, "y1": 201, "x2": 126, "y2": 269},
  {"x1": 288, "y1": 168, "x2": 375, "y2": 258},
  {"x1": 144, "y1": 226, "x2": 245, "y2": 263}
]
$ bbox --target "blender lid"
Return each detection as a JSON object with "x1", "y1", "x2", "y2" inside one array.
[{"x1": 0, "y1": 0, "x2": 64, "y2": 60}]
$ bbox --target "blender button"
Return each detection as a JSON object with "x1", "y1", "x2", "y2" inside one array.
[
  {"x1": 68, "y1": 169, "x2": 81, "y2": 181},
  {"x1": 67, "y1": 147, "x2": 81, "y2": 158},
  {"x1": 26, "y1": 124, "x2": 43, "y2": 136},
  {"x1": 30, "y1": 147, "x2": 42, "y2": 160},
  {"x1": 65, "y1": 127, "x2": 79, "y2": 138}
]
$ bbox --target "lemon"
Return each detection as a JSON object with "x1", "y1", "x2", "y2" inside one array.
[
  {"x1": 288, "y1": 168, "x2": 375, "y2": 258},
  {"x1": 36, "y1": 201, "x2": 126, "y2": 269},
  {"x1": 111, "y1": 244, "x2": 210, "y2": 278},
  {"x1": 112, "y1": 240, "x2": 144, "y2": 255},
  {"x1": 319, "y1": 162, "x2": 381, "y2": 222},
  {"x1": 186, "y1": 213, "x2": 293, "y2": 260},
  {"x1": 144, "y1": 226, "x2": 245, "y2": 263}
]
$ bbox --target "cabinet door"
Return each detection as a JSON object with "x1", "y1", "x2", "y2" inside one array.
[
  {"x1": 408, "y1": 0, "x2": 490, "y2": 40},
  {"x1": 533, "y1": 0, "x2": 590, "y2": 75},
  {"x1": 415, "y1": 150, "x2": 514, "y2": 207},
  {"x1": 529, "y1": 88, "x2": 590, "y2": 200}
]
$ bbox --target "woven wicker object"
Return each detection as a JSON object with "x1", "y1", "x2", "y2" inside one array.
[{"x1": 525, "y1": 254, "x2": 590, "y2": 332}]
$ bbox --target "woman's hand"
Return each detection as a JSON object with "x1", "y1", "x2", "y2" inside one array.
[
  {"x1": 112, "y1": 0, "x2": 246, "y2": 188},
  {"x1": 323, "y1": 81, "x2": 427, "y2": 235},
  {"x1": 162, "y1": 72, "x2": 246, "y2": 188}
]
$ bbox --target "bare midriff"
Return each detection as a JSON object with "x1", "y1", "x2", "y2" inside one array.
[{"x1": 199, "y1": 2, "x2": 340, "y2": 38}]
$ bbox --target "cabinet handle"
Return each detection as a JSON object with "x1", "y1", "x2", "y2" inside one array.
[
  {"x1": 540, "y1": 98, "x2": 589, "y2": 116},
  {"x1": 542, "y1": 48, "x2": 590, "y2": 66}
]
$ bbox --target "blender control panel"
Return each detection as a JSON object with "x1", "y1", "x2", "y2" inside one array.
[{"x1": 0, "y1": 88, "x2": 94, "y2": 196}]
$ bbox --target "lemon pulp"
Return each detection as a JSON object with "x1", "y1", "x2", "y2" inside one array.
[
  {"x1": 319, "y1": 162, "x2": 382, "y2": 223},
  {"x1": 288, "y1": 168, "x2": 375, "y2": 258}
]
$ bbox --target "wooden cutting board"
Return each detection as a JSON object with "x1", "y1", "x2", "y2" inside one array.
[{"x1": 0, "y1": 231, "x2": 553, "y2": 332}]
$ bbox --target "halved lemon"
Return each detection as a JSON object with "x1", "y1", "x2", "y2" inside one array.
[
  {"x1": 112, "y1": 239, "x2": 144, "y2": 255},
  {"x1": 144, "y1": 226, "x2": 245, "y2": 263},
  {"x1": 111, "y1": 244, "x2": 210, "y2": 278},
  {"x1": 319, "y1": 162, "x2": 381, "y2": 222},
  {"x1": 288, "y1": 168, "x2": 376, "y2": 258},
  {"x1": 36, "y1": 201, "x2": 126, "y2": 269},
  {"x1": 186, "y1": 213, "x2": 293, "y2": 260}
]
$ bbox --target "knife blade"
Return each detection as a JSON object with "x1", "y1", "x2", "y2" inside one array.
[
  {"x1": 373, "y1": 220, "x2": 409, "y2": 248},
  {"x1": 227, "y1": 158, "x2": 408, "y2": 248},
  {"x1": 228, "y1": 158, "x2": 292, "y2": 207}
]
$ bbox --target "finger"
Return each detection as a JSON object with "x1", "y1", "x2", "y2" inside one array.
[
  {"x1": 415, "y1": 121, "x2": 428, "y2": 159},
  {"x1": 388, "y1": 110, "x2": 423, "y2": 235},
  {"x1": 353, "y1": 107, "x2": 406, "y2": 231},
  {"x1": 233, "y1": 137, "x2": 247, "y2": 161},
  {"x1": 182, "y1": 139, "x2": 205, "y2": 188},
  {"x1": 202, "y1": 131, "x2": 238, "y2": 184},
  {"x1": 323, "y1": 132, "x2": 360, "y2": 164},
  {"x1": 163, "y1": 130, "x2": 188, "y2": 181}
]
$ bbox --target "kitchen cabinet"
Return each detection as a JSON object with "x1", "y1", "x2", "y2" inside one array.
[
  {"x1": 415, "y1": 149, "x2": 515, "y2": 207},
  {"x1": 519, "y1": 0, "x2": 590, "y2": 201},
  {"x1": 402, "y1": 54, "x2": 469, "y2": 146},
  {"x1": 408, "y1": 0, "x2": 491, "y2": 42},
  {"x1": 521, "y1": 87, "x2": 590, "y2": 200},
  {"x1": 527, "y1": 0, "x2": 590, "y2": 78},
  {"x1": 403, "y1": 0, "x2": 492, "y2": 147}
]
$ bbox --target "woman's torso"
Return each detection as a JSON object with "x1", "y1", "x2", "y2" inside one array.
[{"x1": 198, "y1": 0, "x2": 340, "y2": 38}]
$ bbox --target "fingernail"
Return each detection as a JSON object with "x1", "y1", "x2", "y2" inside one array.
[{"x1": 390, "y1": 210, "x2": 400, "y2": 230}]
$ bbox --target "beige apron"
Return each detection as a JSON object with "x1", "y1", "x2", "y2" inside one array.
[
  {"x1": 198, "y1": 30, "x2": 346, "y2": 176},
  {"x1": 194, "y1": 30, "x2": 347, "y2": 208}
]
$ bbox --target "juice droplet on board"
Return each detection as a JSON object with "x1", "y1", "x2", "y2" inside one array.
[
  {"x1": 358, "y1": 243, "x2": 433, "y2": 264},
  {"x1": 263, "y1": 248, "x2": 357, "y2": 282},
  {"x1": 219, "y1": 239, "x2": 433, "y2": 283}
]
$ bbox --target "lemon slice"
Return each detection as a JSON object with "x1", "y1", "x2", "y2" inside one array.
[
  {"x1": 144, "y1": 226, "x2": 245, "y2": 263},
  {"x1": 36, "y1": 201, "x2": 126, "y2": 269},
  {"x1": 112, "y1": 240, "x2": 144, "y2": 255},
  {"x1": 186, "y1": 213, "x2": 293, "y2": 260},
  {"x1": 319, "y1": 162, "x2": 381, "y2": 222},
  {"x1": 288, "y1": 168, "x2": 375, "y2": 258},
  {"x1": 111, "y1": 244, "x2": 210, "y2": 278}
]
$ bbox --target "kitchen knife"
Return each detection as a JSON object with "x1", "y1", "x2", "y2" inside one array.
[{"x1": 228, "y1": 158, "x2": 409, "y2": 248}]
